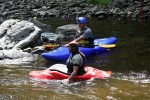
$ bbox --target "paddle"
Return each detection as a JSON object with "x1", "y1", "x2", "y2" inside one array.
[
  {"x1": 97, "y1": 44, "x2": 116, "y2": 48},
  {"x1": 43, "y1": 44, "x2": 116, "y2": 49}
]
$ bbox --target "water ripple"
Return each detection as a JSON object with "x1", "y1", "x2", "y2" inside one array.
[{"x1": 112, "y1": 71, "x2": 150, "y2": 84}]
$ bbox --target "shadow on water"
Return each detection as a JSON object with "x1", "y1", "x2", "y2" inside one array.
[{"x1": 0, "y1": 17, "x2": 150, "y2": 99}]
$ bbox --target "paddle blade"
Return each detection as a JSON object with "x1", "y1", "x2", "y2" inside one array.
[
  {"x1": 43, "y1": 44, "x2": 60, "y2": 51},
  {"x1": 98, "y1": 44, "x2": 116, "y2": 48}
]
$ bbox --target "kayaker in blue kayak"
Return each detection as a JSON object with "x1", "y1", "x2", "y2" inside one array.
[
  {"x1": 65, "y1": 17, "x2": 94, "y2": 47},
  {"x1": 66, "y1": 41, "x2": 86, "y2": 83},
  {"x1": 75, "y1": 17, "x2": 94, "y2": 46}
]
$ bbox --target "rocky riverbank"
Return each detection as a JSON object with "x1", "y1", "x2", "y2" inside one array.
[{"x1": 0, "y1": 0, "x2": 149, "y2": 22}]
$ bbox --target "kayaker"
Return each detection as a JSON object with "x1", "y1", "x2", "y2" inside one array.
[
  {"x1": 65, "y1": 17, "x2": 94, "y2": 47},
  {"x1": 75, "y1": 17, "x2": 94, "y2": 46},
  {"x1": 66, "y1": 41, "x2": 86, "y2": 83}
]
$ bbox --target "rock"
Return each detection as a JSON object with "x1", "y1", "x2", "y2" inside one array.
[
  {"x1": 0, "y1": 19, "x2": 42, "y2": 49},
  {"x1": 98, "y1": 15, "x2": 106, "y2": 20},
  {"x1": 0, "y1": 19, "x2": 18, "y2": 38},
  {"x1": 94, "y1": 11, "x2": 107, "y2": 17},
  {"x1": 22, "y1": 47, "x2": 32, "y2": 53},
  {"x1": 143, "y1": 6, "x2": 149, "y2": 12},
  {"x1": 31, "y1": 49, "x2": 45, "y2": 54},
  {"x1": 28, "y1": 17, "x2": 52, "y2": 32},
  {"x1": 0, "y1": 49, "x2": 38, "y2": 64},
  {"x1": 113, "y1": 0, "x2": 129, "y2": 8},
  {"x1": 55, "y1": 24, "x2": 78, "y2": 41},
  {"x1": 0, "y1": 52, "x2": 4, "y2": 60},
  {"x1": 41, "y1": 32, "x2": 61, "y2": 43},
  {"x1": 0, "y1": 48, "x2": 37, "y2": 59}
]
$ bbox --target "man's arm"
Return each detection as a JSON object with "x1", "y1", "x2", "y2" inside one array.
[
  {"x1": 67, "y1": 66, "x2": 79, "y2": 83},
  {"x1": 74, "y1": 35, "x2": 85, "y2": 42}
]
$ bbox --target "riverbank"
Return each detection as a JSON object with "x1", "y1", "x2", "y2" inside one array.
[{"x1": 0, "y1": 0, "x2": 149, "y2": 23}]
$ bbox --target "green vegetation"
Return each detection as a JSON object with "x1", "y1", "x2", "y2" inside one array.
[{"x1": 87, "y1": 0, "x2": 112, "y2": 6}]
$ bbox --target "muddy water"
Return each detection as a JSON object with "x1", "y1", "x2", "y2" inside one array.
[{"x1": 0, "y1": 17, "x2": 150, "y2": 100}]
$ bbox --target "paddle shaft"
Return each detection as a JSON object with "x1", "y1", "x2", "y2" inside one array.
[{"x1": 43, "y1": 44, "x2": 116, "y2": 49}]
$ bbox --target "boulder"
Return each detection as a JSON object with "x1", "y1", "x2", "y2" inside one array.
[
  {"x1": 0, "y1": 19, "x2": 42, "y2": 49},
  {"x1": 0, "y1": 48, "x2": 38, "y2": 64},
  {"x1": 55, "y1": 24, "x2": 78, "y2": 41},
  {"x1": 28, "y1": 17, "x2": 52, "y2": 32},
  {"x1": 41, "y1": 32, "x2": 61, "y2": 43}
]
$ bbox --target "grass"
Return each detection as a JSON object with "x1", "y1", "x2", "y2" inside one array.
[{"x1": 87, "y1": 0, "x2": 112, "y2": 6}]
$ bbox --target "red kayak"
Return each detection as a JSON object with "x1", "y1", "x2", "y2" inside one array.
[{"x1": 29, "y1": 64, "x2": 112, "y2": 81}]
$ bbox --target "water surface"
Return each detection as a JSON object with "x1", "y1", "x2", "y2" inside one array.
[{"x1": 0, "y1": 17, "x2": 150, "y2": 100}]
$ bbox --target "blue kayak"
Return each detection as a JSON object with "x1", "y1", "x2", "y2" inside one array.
[{"x1": 41, "y1": 37, "x2": 117, "y2": 61}]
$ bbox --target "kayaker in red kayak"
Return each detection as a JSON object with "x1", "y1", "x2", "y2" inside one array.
[{"x1": 65, "y1": 41, "x2": 86, "y2": 83}]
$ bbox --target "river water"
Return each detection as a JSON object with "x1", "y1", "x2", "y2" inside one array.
[{"x1": 0, "y1": 17, "x2": 150, "y2": 100}]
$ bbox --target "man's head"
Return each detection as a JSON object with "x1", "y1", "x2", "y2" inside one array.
[{"x1": 68, "y1": 41, "x2": 79, "y2": 53}]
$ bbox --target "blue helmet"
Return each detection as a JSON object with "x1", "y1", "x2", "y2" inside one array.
[{"x1": 76, "y1": 17, "x2": 86, "y2": 24}]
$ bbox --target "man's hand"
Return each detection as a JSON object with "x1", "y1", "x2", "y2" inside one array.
[
  {"x1": 64, "y1": 79, "x2": 71, "y2": 84},
  {"x1": 64, "y1": 44, "x2": 69, "y2": 47}
]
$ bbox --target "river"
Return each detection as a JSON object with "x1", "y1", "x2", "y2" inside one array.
[{"x1": 0, "y1": 17, "x2": 150, "y2": 100}]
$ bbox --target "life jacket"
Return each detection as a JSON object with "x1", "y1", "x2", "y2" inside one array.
[
  {"x1": 66, "y1": 53, "x2": 86, "y2": 75},
  {"x1": 75, "y1": 26, "x2": 94, "y2": 46}
]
